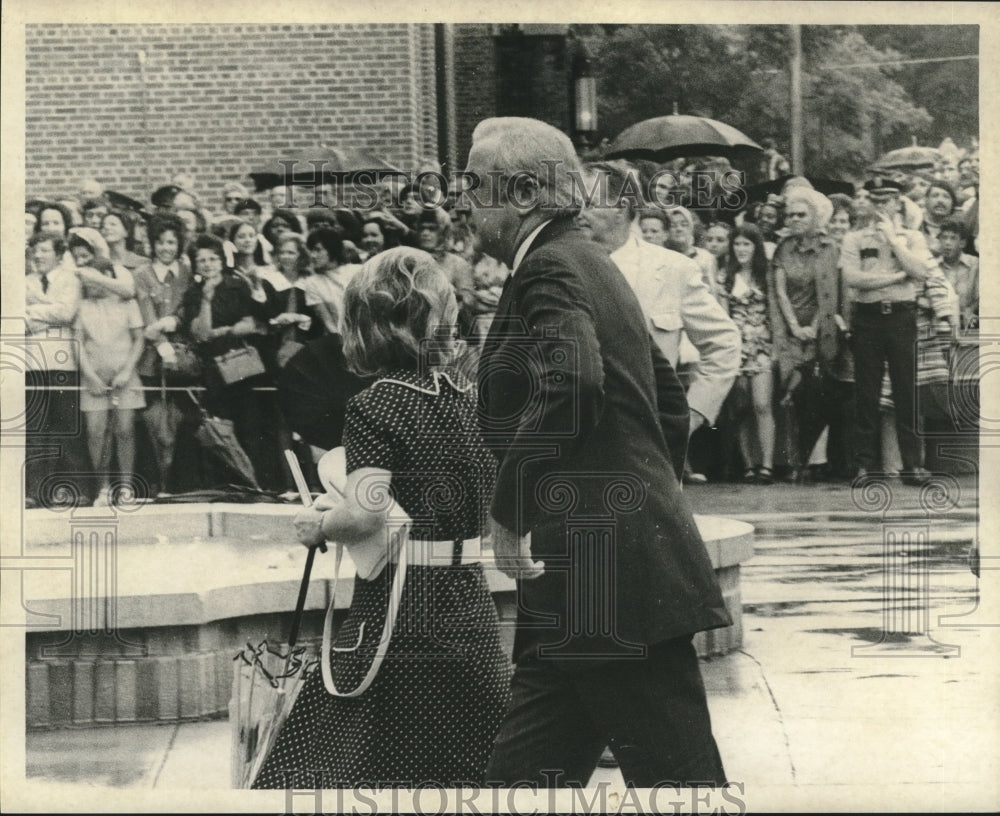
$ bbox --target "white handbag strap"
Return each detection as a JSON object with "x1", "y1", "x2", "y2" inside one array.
[{"x1": 321, "y1": 534, "x2": 408, "y2": 697}]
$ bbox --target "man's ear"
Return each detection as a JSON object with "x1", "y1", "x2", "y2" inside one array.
[{"x1": 508, "y1": 172, "x2": 542, "y2": 214}]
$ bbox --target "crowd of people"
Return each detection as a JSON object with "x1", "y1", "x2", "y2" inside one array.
[
  {"x1": 582, "y1": 148, "x2": 980, "y2": 487},
  {"x1": 19, "y1": 114, "x2": 982, "y2": 790},
  {"x1": 22, "y1": 142, "x2": 980, "y2": 507},
  {"x1": 22, "y1": 171, "x2": 509, "y2": 506}
]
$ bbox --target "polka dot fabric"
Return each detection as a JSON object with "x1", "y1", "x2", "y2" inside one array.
[{"x1": 252, "y1": 369, "x2": 511, "y2": 789}]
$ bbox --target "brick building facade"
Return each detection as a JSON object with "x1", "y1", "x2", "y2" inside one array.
[
  {"x1": 25, "y1": 23, "x2": 440, "y2": 203},
  {"x1": 24, "y1": 23, "x2": 580, "y2": 205}
]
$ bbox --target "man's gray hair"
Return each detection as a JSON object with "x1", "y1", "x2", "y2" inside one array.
[{"x1": 469, "y1": 117, "x2": 584, "y2": 214}]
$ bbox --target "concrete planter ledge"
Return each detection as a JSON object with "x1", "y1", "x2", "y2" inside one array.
[{"x1": 22, "y1": 504, "x2": 753, "y2": 729}]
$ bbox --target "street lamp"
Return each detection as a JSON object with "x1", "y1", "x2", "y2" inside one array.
[{"x1": 572, "y1": 45, "x2": 597, "y2": 149}]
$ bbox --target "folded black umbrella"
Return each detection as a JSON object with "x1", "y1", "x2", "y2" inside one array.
[
  {"x1": 195, "y1": 413, "x2": 261, "y2": 490},
  {"x1": 277, "y1": 335, "x2": 374, "y2": 451},
  {"x1": 183, "y1": 389, "x2": 261, "y2": 490}
]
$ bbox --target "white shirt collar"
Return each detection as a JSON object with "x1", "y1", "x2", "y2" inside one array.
[
  {"x1": 152, "y1": 260, "x2": 179, "y2": 284},
  {"x1": 511, "y1": 220, "x2": 553, "y2": 274}
]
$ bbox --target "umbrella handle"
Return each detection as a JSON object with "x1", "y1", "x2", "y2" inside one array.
[
  {"x1": 287, "y1": 546, "x2": 316, "y2": 649},
  {"x1": 283, "y1": 449, "x2": 327, "y2": 649}
]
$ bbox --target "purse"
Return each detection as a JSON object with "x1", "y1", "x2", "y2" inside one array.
[
  {"x1": 162, "y1": 336, "x2": 203, "y2": 384},
  {"x1": 214, "y1": 342, "x2": 266, "y2": 384},
  {"x1": 316, "y1": 447, "x2": 410, "y2": 582},
  {"x1": 314, "y1": 447, "x2": 412, "y2": 698}
]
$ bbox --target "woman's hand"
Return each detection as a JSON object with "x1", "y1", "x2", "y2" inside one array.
[
  {"x1": 270, "y1": 312, "x2": 305, "y2": 327},
  {"x1": 475, "y1": 287, "x2": 501, "y2": 310},
  {"x1": 110, "y1": 368, "x2": 133, "y2": 390},
  {"x1": 85, "y1": 375, "x2": 109, "y2": 398},
  {"x1": 294, "y1": 506, "x2": 328, "y2": 549},
  {"x1": 293, "y1": 493, "x2": 342, "y2": 549},
  {"x1": 144, "y1": 318, "x2": 165, "y2": 341}
]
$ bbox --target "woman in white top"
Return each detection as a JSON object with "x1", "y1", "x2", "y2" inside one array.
[
  {"x1": 302, "y1": 227, "x2": 358, "y2": 334},
  {"x1": 229, "y1": 219, "x2": 291, "y2": 297}
]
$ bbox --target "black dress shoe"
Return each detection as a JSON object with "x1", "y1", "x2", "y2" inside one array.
[{"x1": 901, "y1": 468, "x2": 932, "y2": 486}]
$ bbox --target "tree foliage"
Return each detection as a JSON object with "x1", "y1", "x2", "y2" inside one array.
[
  {"x1": 857, "y1": 25, "x2": 978, "y2": 146},
  {"x1": 590, "y1": 25, "x2": 969, "y2": 180}
]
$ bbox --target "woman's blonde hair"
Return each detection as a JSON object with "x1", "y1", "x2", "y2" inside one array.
[{"x1": 342, "y1": 247, "x2": 458, "y2": 377}]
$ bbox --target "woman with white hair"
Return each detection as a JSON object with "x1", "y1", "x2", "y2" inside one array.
[
  {"x1": 770, "y1": 187, "x2": 850, "y2": 481},
  {"x1": 218, "y1": 181, "x2": 250, "y2": 218},
  {"x1": 666, "y1": 205, "x2": 717, "y2": 294},
  {"x1": 252, "y1": 247, "x2": 510, "y2": 788}
]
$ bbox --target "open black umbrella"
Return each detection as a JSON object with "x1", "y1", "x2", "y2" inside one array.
[
  {"x1": 606, "y1": 115, "x2": 763, "y2": 163},
  {"x1": 277, "y1": 335, "x2": 374, "y2": 451},
  {"x1": 103, "y1": 190, "x2": 151, "y2": 219},
  {"x1": 870, "y1": 146, "x2": 942, "y2": 172},
  {"x1": 744, "y1": 175, "x2": 856, "y2": 206},
  {"x1": 249, "y1": 147, "x2": 405, "y2": 192}
]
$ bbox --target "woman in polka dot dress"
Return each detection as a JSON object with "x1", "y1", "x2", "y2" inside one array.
[{"x1": 252, "y1": 248, "x2": 511, "y2": 789}]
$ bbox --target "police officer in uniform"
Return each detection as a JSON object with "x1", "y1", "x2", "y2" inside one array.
[{"x1": 840, "y1": 177, "x2": 942, "y2": 485}]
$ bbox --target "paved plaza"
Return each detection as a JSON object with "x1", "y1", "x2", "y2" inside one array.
[{"x1": 22, "y1": 478, "x2": 997, "y2": 810}]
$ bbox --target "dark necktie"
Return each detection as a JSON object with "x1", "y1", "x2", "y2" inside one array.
[{"x1": 40, "y1": 273, "x2": 49, "y2": 294}]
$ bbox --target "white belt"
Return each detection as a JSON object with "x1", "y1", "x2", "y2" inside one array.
[
  {"x1": 320, "y1": 533, "x2": 483, "y2": 702},
  {"x1": 392, "y1": 536, "x2": 483, "y2": 567}
]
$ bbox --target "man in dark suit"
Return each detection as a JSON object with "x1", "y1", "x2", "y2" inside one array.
[{"x1": 465, "y1": 118, "x2": 731, "y2": 787}]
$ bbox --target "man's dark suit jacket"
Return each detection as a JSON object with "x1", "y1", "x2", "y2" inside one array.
[{"x1": 478, "y1": 218, "x2": 731, "y2": 662}]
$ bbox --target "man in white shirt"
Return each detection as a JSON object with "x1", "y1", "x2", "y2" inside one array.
[
  {"x1": 24, "y1": 232, "x2": 87, "y2": 506},
  {"x1": 579, "y1": 161, "x2": 741, "y2": 459}
]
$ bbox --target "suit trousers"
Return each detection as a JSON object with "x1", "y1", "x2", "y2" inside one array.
[
  {"x1": 485, "y1": 636, "x2": 726, "y2": 788},
  {"x1": 850, "y1": 304, "x2": 920, "y2": 472}
]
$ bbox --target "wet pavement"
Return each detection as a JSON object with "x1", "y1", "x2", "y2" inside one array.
[{"x1": 23, "y1": 477, "x2": 998, "y2": 810}]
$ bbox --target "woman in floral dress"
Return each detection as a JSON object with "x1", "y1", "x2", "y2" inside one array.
[{"x1": 718, "y1": 224, "x2": 776, "y2": 483}]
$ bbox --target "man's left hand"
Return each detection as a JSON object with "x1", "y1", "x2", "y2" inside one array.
[
  {"x1": 490, "y1": 516, "x2": 544, "y2": 580},
  {"x1": 688, "y1": 410, "x2": 706, "y2": 438}
]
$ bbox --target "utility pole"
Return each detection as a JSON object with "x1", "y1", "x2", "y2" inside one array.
[{"x1": 789, "y1": 25, "x2": 804, "y2": 175}]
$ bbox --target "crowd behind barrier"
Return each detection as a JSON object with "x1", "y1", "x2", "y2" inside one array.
[{"x1": 22, "y1": 149, "x2": 980, "y2": 507}]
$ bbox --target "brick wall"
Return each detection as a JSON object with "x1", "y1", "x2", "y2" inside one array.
[
  {"x1": 453, "y1": 27, "x2": 576, "y2": 168},
  {"x1": 25, "y1": 23, "x2": 438, "y2": 205},
  {"x1": 453, "y1": 25, "x2": 497, "y2": 168},
  {"x1": 495, "y1": 32, "x2": 571, "y2": 135}
]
